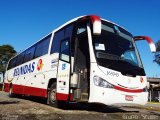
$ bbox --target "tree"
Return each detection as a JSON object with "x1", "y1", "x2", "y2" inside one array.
[
  {"x1": 0, "y1": 45, "x2": 17, "y2": 72},
  {"x1": 154, "y1": 40, "x2": 160, "y2": 65}
]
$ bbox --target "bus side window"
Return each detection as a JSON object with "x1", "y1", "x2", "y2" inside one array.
[
  {"x1": 51, "y1": 30, "x2": 64, "y2": 54},
  {"x1": 60, "y1": 39, "x2": 70, "y2": 62},
  {"x1": 7, "y1": 59, "x2": 13, "y2": 70},
  {"x1": 23, "y1": 46, "x2": 35, "y2": 63},
  {"x1": 8, "y1": 57, "x2": 17, "y2": 70},
  {"x1": 16, "y1": 52, "x2": 25, "y2": 66},
  {"x1": 65, "y1": 25, "x2": 73, "y2": 38},
  {"x1": 34, "y1": 34, "x2": 51, "y2": 58},
  {"x1": 77, "y1": 27, "x2": 86, "y2": 34},
  {"x1": 51, "y1": 24, "x2": 73, "y2": 54}
]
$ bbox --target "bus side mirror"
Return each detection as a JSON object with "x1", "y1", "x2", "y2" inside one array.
[
  {"x1": 90, "y1": 15, "x2": 101, "y2": 35},
  {"x1": 80, "y1": 15, "x2": 101, "y2": 35},
  {"x1": 133, "y1": 36, "x2": 156, "y2": 53}
]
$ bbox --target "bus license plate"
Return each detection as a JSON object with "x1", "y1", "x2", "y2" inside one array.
[{"x1": 125, "y1": 95, "x2": 133, "y2": 101}]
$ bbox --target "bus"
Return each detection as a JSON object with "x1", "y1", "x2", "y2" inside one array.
[{"x1": 3, "y1": 15, "x2": 156, "y2": 106}]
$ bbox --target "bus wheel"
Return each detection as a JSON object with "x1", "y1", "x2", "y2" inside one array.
[
  {"x1": 9, "y1": 86, "x2": 14, "y2": 97},
  {"x1": 48, "y1": 83, "x2": 58, "y2": 107}
]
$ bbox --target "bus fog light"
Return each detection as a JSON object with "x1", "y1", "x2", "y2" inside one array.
[{"x1": 93, "y1": 76, "x2": 114, "y2": 88}]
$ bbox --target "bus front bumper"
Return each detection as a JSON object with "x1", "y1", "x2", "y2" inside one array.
[{"x1": 89, "y1": 86, "x2": 148, "y2": 106}]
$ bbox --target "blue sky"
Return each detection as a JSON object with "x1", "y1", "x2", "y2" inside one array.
[{"x1": 0, "y1": 0, "x2": 160, "y2": 77}]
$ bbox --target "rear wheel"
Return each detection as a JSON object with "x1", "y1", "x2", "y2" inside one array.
[{"x1": 9, "y1": 85, "x2": 14, "y2": 97}]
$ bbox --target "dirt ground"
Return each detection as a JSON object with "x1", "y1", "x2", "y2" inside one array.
[{"x1": 0, "y1": 91, "x2": 159, "y2": 120}]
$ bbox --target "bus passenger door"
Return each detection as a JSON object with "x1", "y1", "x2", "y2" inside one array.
[
  {"x1": 70, "y1": 22, "x2": 90, "y2": 101},
  {"x1": 56, "y1": 38, "x2": 71, "y2": 101}
]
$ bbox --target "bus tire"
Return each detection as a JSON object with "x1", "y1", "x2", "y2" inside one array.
[
  {"x1": 48, "y1": 83, "x2": 68, "y2": 108},
  {"x1": 48, "y1": 82, "x2": 58, "y2": 107},
  {"x1": 9, "y1": 85, "x2": 14, "y2": 97}
]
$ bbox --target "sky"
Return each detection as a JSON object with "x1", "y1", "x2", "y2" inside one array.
[{"x1": 0, "y1": 0, "x2": 160, "y2": 77}]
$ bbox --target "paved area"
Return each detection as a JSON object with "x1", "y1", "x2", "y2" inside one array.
[
  {"x1": 146, "y1": 102, "x2": 160, "y2": 108},
  {"x1": 0, "y1": 91, "x2": 159, "y2": 120}
]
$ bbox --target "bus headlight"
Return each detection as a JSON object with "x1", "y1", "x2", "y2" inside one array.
[{"x1": 93, "y1": 76, "x2": 114, "y2": 88}]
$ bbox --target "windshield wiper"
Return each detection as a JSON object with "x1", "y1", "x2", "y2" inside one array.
[
  {"x1": 96, "y1": 51, "x2": 122, "y2": 61},
  {"x1": 96, "y1": 52, "x2": 145, "y2": 76},
  {"x1": 96, "y1": 51, "x2": 137, "y2": 65},
  {"x1": 96, "y1": 51, "x2": 130, "y2": 68},
  {"x1": 96, "y1": 51, "x2": 139, "y2": 68}
]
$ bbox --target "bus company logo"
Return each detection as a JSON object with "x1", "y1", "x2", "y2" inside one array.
[
  {"x1": 62, "y1": 63, "x2": 66, "y2": 70},
  {"x1": 37, "y1": 59, "x2": 44, "y2": 71},
  {"x1": 13, "y1": 62, "x2": 35, "y2": 77}
]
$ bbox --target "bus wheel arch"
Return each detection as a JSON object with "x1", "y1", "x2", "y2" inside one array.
[
  {"x1": 47, "y1": 78, "x2": 57, "y2": 90},
  {"x1": 9, "y1": 83, "x2": 13, "y2": 97},
  {"x1": 47, "y1": 78, "x2": 68, "y2": 108},
  {"x1": 48, "y1": 82, "x2": 59, "y2": 107},
  {"x1": 47, "y1": 78, "x2": 57, "y2": 105}
]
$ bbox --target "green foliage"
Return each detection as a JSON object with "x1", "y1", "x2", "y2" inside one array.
[
  {"x1": 0, "y1": 45, "x2": 17, "y2": 72},
  {"x1": 154, "y1": 40, "x2": 160, "y2": 65}
]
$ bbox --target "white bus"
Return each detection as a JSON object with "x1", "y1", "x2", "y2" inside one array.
[{"x1": 4, "y1": 15, "x2": 156, "y2": 106}]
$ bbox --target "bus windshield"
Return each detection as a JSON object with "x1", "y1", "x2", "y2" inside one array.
[{"x1": 93, "y1": 20, "x2": 145, "y2": 76}]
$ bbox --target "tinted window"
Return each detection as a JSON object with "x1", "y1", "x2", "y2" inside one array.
[
  {"x1": 51, "y1": 24, "x2": 73, "y2": 54},
  {"x1": 7, "y1": 59, "x2": 13, "y2": 70},
  {"x1": 8, "y1": 57, "x2": 17, "y2": 70},
  {"x1": 93, "y1": 21, "x2": 145, "y2": 76},
  {"x1": 7, "y1": 34, "x2": 51, "y2": 70},
  {"x1": 34, "y1": 34, "x2": 51, "y2": 58},
  {"x1": 16, "y1": 52, "x2": 25, "y2": 66},
  {"x1": 23, "y1": 46, "x2": 35, "y2": 63},
  {"x1": 65, "y1": 25, "x2": 73, "y2": 38},
  {"x1": 60, "y1": 39, "x2": 70, "y2": 62},
  {"x1": 51, "y1": 30, "x2": 64, "y2": 53}
]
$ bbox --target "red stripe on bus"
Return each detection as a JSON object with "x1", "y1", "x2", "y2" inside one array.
[
  {"x1": 69, "y1": 93, "x2": 73, "y2": 101},
  {"x1": 4, "y1": 83, "x2": 71, "y2": 100},
  {"x1": 4, "y1": 83, "x2": 47, "y2": 97},
  {"x1": 56, "y1": 93, "x2": 68, "y2": 100},
  {"x1": 4, "y1": 83, "x2": 10, "y2": 92},
  {"x1": 114, "y1": 85, "x2": 143, "y2": 93},
  {"x1": 23, "y1": 85, "x2": 47, "y2": 98}
]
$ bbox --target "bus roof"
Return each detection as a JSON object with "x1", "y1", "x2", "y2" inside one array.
[{"x1": 9, "y1": 15, "x2": 130, "y2": 60}]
